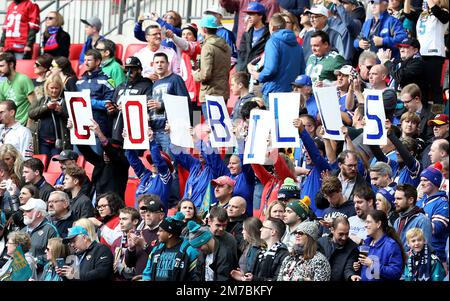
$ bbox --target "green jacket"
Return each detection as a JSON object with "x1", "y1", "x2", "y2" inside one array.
[{"x1": 101, "y1": 57, "x2": 125, "y2": 87}]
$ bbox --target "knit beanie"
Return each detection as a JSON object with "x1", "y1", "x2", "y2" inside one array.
[
  {"x1": 159, "y1": 212, "x2": 185, "y2": 236},
  {"x1": 286, "y1": 196, "x2": 311, "y2": 220},
  {"x1": 377, "y1": 187, "x2": 395, "y2": 207},
  {"x1": 187, "y1": 220, "x2": 213, "y2": 248},
  {"x1": 296, "y1": 221, "x2": 319, "y2": 241},
  {"x1": 420, "y1": 167, "x2": 443, "y2": 188},
  {"x1": 278, "y1": 178, "x2": 300, "y2": 201}
]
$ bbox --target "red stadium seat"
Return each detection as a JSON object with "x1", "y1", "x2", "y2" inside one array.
[
  {"x1": 69, "y1": 44, "x2": 84, "y2": 60},
  {"x1": 124, "y1": 178, "x2": 140, "y2": 208},
  {"x1": 70, "y1": 59, "x2": 79, "y2": 77},
  {"x1": 123, "y1": 44, "x2": 146, "y2": 61},
  {"x1": 43, "y1": 172, "x2": 60, "y2": 186},
  {"x1": 47, "y1": 156, "x2": 62, "y2": 173},
  {"x1": 32, "y1": 43, "x2": 40, "y2": 59},
  {"x1": 32, "y1": 154, "x2": 49, "y2": 171},
  {"x1": 115, "y1": 43, "x2": 123, "y2": 61},
  {"x1": 16, "y1": 59, "x2": 38, "y2": 79},
  {"x1": 84, "y1": 161, "x2": 95, "y2": 179},
  {"x1": 77, "y1": 155, "x2": 86, "y2": 168}
]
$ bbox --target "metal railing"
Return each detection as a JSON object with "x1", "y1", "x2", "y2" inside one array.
[{"x1": 1, "y1": 0, "x2": 231, "y2": 43}]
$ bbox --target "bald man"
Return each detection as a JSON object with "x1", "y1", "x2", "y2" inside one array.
[
  {"x1": 429, "y1": 139, "x2": 449, "y2": 165},
  {"x1": 226, "y1": 196, "x2": 247, "y2": 255}
]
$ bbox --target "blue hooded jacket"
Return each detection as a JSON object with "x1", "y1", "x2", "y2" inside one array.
[
  {"x1": 258, "y1": 29, "x2": 304, "y2": 100},
  {"x1": 417, "y1": 191, "x2": 449, "y2": 261}
]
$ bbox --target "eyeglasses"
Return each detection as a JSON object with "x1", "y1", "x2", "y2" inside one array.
[
  {"x1": 96, "y1": 48, "x2": 106, "y2": 52},
  {"x1": 262, "y1": 225, "x2": 273, "y2": 230},
  {"x1": 294, "y1": 231, "x2": 305, "y2": 236},
  {"x1": 163, "y1": 14, "x2": 175, "y2": 20},
  {"x1": 48, "y1": 199, "x2": 64, "y2": 204},
  {"x1": 96, "y1": 204, "x2": 109, "y2": 210},
  {"x1": 35, "y1": 62, "x2": 42, "y2": 68},
  {"x1": 401, "y1": 98, "x2": 414, "y2": 104},
  {"x1": 6, "y1": 241, "x2": 16, "y2": 245},
  {"x1": 343, "y1": 163, "x2": 358, "y2": 169},
  {"x1": 46, "y1": 16, "x2": 55, "y2": 20}
]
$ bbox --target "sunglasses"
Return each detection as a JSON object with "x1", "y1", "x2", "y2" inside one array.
[
  {"x1": 46, "y1": 16, "x2": 55, "y2": 20},
  {"x1": 95, "y1": 48, "x2": 106, "y2": 52},
  {"x1": 35, "y1": 62, "x2": 42, "y2": 68},
  {"x1": 294, "y1": 231, "x2": 305, "y2": 236}
]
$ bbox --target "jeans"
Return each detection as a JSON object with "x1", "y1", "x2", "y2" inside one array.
[{"x1": 39, "y1": 141, "x2": 61, "y2": 158}]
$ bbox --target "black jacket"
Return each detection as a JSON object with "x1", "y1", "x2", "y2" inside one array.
[
  {"x1": 317, "y1": 235, "x2": 359, "y2": 281},
  {"x1": 42, "y1": 27, "x2": 71, "y2": 58},
  {"x1": 70, "y1": 192, "x2": 95, "y2": 220},
  {"x1": 252, "y1": 242, "x2": 289, "y2": 281},
  {"x1": 35, "y1": 176, "x2": 55, "y2": 203},
  {"x1": 418, "y1": 106, "x2": 435, "y2": 143},
  {"x1": 384, "y1": 54, "x2": 427, "y2": 95},
  {"x1": 236, "y1": 25, "x2": 270, "y2": 73},
  {"x1": 216, "y1": 231, "x2": 238, "y2": 264},
  {"x1": 78, "y1": 140, "x2": 129, "y2": 200},
  {"x1": 73, "y1": 241, "x2": 114, "y2": 281},
  {"x1": 198, "y1": 237, "x2": 238, "y2": 281},
  {"x1": 227, "y1": 215, "x2": 245, "y2": 255},
  {"x1": 50, "y1": 211, "x2": 74, "y2": 238}
]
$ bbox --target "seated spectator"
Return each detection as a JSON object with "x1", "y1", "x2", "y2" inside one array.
[
  {"x1": 29, "y1": 74, "x2": 69, "y2": 158},
  {"x1": 0, "y1": 231, "x2": 37, "y2": 280},
  {"x1": 60, "y1": 225, "x2": 114, "y2": 280},
  {"x1": 427, "y1": 139, "x2": 449, "y2": 168},
  {"x1": 278, "y1": 221, "x2": 331, "y2": 281},
  {"x1": 96, "y1": 39, "x2": 125, "y2": 86},
  {"x1": 353, "y1": 209, "x2": 405, "y2": 281},
  {"x1": 0, "y1": 100, "x2": 34, "y2": 159},
  {"x1": 402, "y1": 227, "x2": 446, "y2": 281},
  {"x1": 89, "y1": 192, "x2": 124, "y2": 250},
  {"x1": 42, "y1": 11, "x2": 70, "y2": 58},
  {"x1": 370, "y1": 161, "x2": 395, "y2": 193},
  {"x1": 63, "y1": 164, "x2": 95, "y2": 220},
  {"x1": 49, "y1": 57, "x2": 78, "y2": 92},
  {"x1": 47, "y1": 191, "x2": 74, "y2": 238},
  {"x1": 0, "y1": 144, "x2": 24, "y2": 186},
  {"x1": 318, "y1": 216, "x2": 359, "y2": 281},
  {"x1": 421, "y1": 114, "x2": 449, "y2": 168},
  {"x1": 40, "y1": 237, "x2": 70, "y2": 281},
  {"x1": 22, "y1": 158, "x2": 54, "y2": 202},
  {"x1": 79, "y1": 16, "x2": 104, "y2": 65},
  {"x1": 73, "y1": 218, "x2": 99, "y2": 242},
  {"x1": 32, "y1": 54, "x2": 53, "y2": 101},
  {"x1": 51, "y1": 149, "x2": 91, "y2": 195}
]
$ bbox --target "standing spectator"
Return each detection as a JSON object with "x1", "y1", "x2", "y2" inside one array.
[
  {"x1": 378, "y1": 38, "x2": 427, "y2": 95},
  {"x1": 32, "y1": 54, "x2": 53, "y2": 101},
  {"x1": 318, "y1": 216, "x2": 360, "y2": 281},
  {"x1": 20, "y1": 198, "x2": 59, "y2": 271},
  {"x1": 349, "y1": 186, "x2": 375, "y2": 245},
  {"x1": 51, "y1": 149, "x2": 91, "y2": 195},
  {"x1": 0, "y1": 100, "x2": 33, "y2": 159},
  {"x1": 47, "y1": 191, "x2": 74, "y2": 238},
  {"x1": 49, "y1": 57, "x2": 78, "y2": 92},
  {"x1": 188, "y1": 220, "x2": 237, "y2": 281},
  {"x1": 40, "y1": 237, "x2": 70, "y2": 281},
  {"x1": 305, "y1": 31, "x2": 346, "y2": 83},
  {"x1": 96, "y1": 39, "x2": 125, "y2": 87},
  {"x1": 357, "y1": 51, "x2": 378, "y2": 88},
  {"x1": 370, "y1": 161, "x2": 395, "y2": 192},
  {"x1": 353, "y1": 210, "x2": 405, "y2": 281},
  {"x1": 250, "y1": 13, "x2": 304, "y2": 105},
  {"x1": 0, "y1": 159, "x2": 19, "y2": 212},
  {"x1": 376, "y1": 187, "x2": 398, "y2": 226},
  {"x1": 193, "y1": 15, "x2": 231, "y2": 118},
  {"x1": 89, "y1": 192, "x2": 124, "y2": 250},
  {"x1": 291, "y1": 75, "x2": 318, "y2": 120},
  {"x1": 63, "y1": 164, "x2": 95, "y2": 220},
  {"x1": 226, "y1": 196, "x2": 247, "y2": 252},
  {"x1": 0, "y1": 52, "x2": 37, "y2": 127},
  {"x1": 79, "y1": 16, "x2": 104, "y2": 65},
  {"x1": 354, "y1": 0, "x2": 407, "y2": 59},
  {"x1": 265, "y1": 200, "x2": 286, "y2": 220},
  {"x1": 282, "y1": 197, "x2": 311, "y2": 252},
  {"x1": 5, "y1": 184, "x2": 38, "y2": 232},
  {"x1": 134, "y1": 25, "x2": 180, "y2": 80},
  {"x1": 41, "y1": 11, "x2": 70, "y2": 58},
  {"x1": 22, "y1": 158, "x2": 54, "y2": 203},
  {"x1": 28, "y1": 74, "x2": 69, "y2": 158},
  {"x1": 220, "y1": 0, "x2": 279, "y2": 48},
  {"x1": 236, "y1": 2, "x2": 271, "y2": 74},
  {"x1": 236, "y1": 217, "x2": 265, "y2": 275},
  {"x1": 417, "y1": 167, "x2": 449, "y2": 262},
  {"x1": 278, "y1": 221, "x2": 331, "y2": 281},
  {"x1": 0, "y1": 0, "x2": 40, "y2": 59},
  {"x1": 76, "y1": 49, "x2": 115, "y2": 148},
  {"x1": 207, "y1": 206, "x2": 239, "y2": 263},
  {"x1": 427, "y1": 139, "x2": 449, "y2": 167},
  {"x1": 332, "y1": 150, "x2": 367, "y2": 203},
  {"x1": 393, "y1": 184, "x2": 433, "y2": 252},
  {"x1": 230, "y1": 72, "x2": 255, "y2": 123},
  {"x1": 60, "y1": 225, "x2": 114, "y2": 281}
]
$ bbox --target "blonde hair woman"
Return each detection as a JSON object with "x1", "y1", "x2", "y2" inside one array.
[
  {"x1": 42, "y1": 11, "x2": 71, "y2": 57},
  {"x1": 0, "y1": 144, "x2": 23, "y2": 187},
  {"x1": 40, "y1": 237, "x2": 70, "y2": 281}
]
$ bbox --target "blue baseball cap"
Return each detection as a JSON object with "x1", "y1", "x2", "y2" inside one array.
[
  {"x1": 199, "y1": 15, "x2": 220, "y2": 29},
  {"x1": 63, "y1": 225, "x2": 89, "y2": 243},
  {"x1": 242, "y1": 2, "x2": 266, "y2": 15},
  {"x1": 292, "y1": 74, "x2": 312, "y2": 87}
]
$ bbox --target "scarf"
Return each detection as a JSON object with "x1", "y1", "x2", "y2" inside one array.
[
  {"x1": 44, "y1": 27, "x2": 60, "y2": 51},
  {"x1": 407, "y1": 244, "x2": 433, "y2": 281},
  {"x1": 397, "y1": 206, "x2": 424, "y2": 236}
]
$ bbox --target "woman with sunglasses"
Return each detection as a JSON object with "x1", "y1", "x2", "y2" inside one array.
[
  {"x1": 277, "y1": 221, "x2": 331, "y2": 281},
  {"x1": 32, "y1": 54, "x2": 53, "y2": 101},
  {"x1": 41, "y1": 11, "x2": 70, "y2": 58},
  {"x1": 49, "y1": 56, "x2": 78, "y2": 92},
  {"x1": 40, "y1": 237, "x2": 70, "y2": 281}
]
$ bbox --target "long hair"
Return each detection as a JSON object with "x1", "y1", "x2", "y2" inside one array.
[
  {"x1": 0, "y1": 144, "x2": 23, "y2": 186},
  {"x1": 291, "y1": 233, "x2": 318, "y2": 260},
  {"x1": 44, "y1": 74, "x2": 64, "y2": 99},
  {"x1": 367, "y1": 209, "x2": 407, "y2": 264},
  {"x1": 177, "y1": 198, "x2": 202, "y2": 224},
  {"x1": 241, "y1": 217, "x2": 266, "y2": 251},
  {"x1": 54, "y1": 56, "x2": 76, "y2": 77},
  {"x1": 46, "y1": 237, "x2": 70, "y2": 266}
]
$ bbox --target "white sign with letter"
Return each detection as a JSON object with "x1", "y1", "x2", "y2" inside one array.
[
  {"x1": 206, "y1": 95, "x2": 237, "y2": 148},
  {"x1": 121, "y1": 95, "x2": 149, "y2": 149},
  {"x1": 65, "y1": 90, "x2": 96, "y2": 145},
  {"x1": 363, "y1": 89, "x2": 387, "y2": 145},
  {"x1": 269, "y1": 93, "x2": 300, "y2": 148},
  {"x1": 163, "y1": 93, "x2": 194, "y2": 148},
  {"x1": 313, "y1": 86, "x2": 345, "y2": 141},
  {"x1": 244, "y1": 110, "x2": 272, "y2": 165}
]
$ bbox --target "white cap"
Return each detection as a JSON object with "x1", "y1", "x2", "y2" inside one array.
[
  {"x1": 203, "y1": 5, "x2": 225, "y2": 16},
  {"x1": 334, "y1": 65, "x2": 356, "y2": 76},
  {"x1": 20, "y1": 198, "x2": 47, "y2": 212},
  {"x1": 305, "y1": 5, "x2": 329, "y2": 17}
]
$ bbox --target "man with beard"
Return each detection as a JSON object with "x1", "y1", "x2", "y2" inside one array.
[
  {"x1": 0, "y1": 0, "x2": 40, "y2": 59},
  {"x1": 0, "y1": 52, "x2": 37, "y2": 127},
  {"x1": 348, "y1": 185, "x2": 375, "y2": 245},
  {"x1": 47, "y1": 191, "x2": 74, "y2": 238},
  {"x1": 109, "y1": 56, "x2": 153, "y2": 143},
  {"x1": 20, "y1": 198, "x2": 59, "y2": 272},
  {"x1": 393, "y1": 184, "x2": 432, "y2": 252}
]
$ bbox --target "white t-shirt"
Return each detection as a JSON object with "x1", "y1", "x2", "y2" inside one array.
[
  {"x1": 349, "y1": 215, "x2": 368, "y2": 241},
  {"x1": 0, "y1": 122, "x2": 33, "y2": 159},
  {"x1": 205, "y1": 253, "x2": 214, "y2": 281},
  {"x1": 134, "y1": 45, "x2": 180, "y2": 78}
]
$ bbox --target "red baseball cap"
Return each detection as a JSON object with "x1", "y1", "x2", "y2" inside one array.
[
  {"x1": 211, "y1": 176, "x2": 236, "y2": 188},
  {"x1": 427, "y1": 114, "x2": 449, "y2": 126}
]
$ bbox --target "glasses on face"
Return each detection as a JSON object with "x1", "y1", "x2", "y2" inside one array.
[
  {"x1": 46, "y1": 16, "x2": 55, "y2": 20},
  {"x1": 96, "y1": 204, "x2": 109, "y2": 210},
  {"x1": 48, "y1": 199, "x2": 64, "y2": 204},
  {"x1": 402, "y1": 98, "x2": 414, "y2": 104},
  {"x1": 343, "y1": 163, "x2": 358, "y2": 169},
  {"x1": 163, "y1": 14, "x2": 175, "y2": 20},
  {"x1": 294, "y1": 231, "x2": 305, "y2": 236},
  {"x1": 262, "y1": 225, "x2": 273, "y2": 230},
  {"x1": 35, "y1": 62, "x2": 42, "y2": 68},
  {"x1": 96, "y1": 48, "x2": 106, "y2": 52},
  {"x1": 7, "y1": 241, "x2": 16, "y2": 245}
]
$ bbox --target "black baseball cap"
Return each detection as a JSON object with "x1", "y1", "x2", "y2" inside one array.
[
  {"x1": 124, "y1": 56, "x2": 142, "y2": 69},
  {"x1": 396, "y1": 37, "x2": 420, "y2": 49},
  {"x1": 140, "y1": 199, "x2": 165, "y2": 213},
  {"x1": 52, "y1": 150, "x2": 79, "y2": 161}
]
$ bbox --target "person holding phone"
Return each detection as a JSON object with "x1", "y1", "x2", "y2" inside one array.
[{"x1": 40, "y1": 237, "x2": 70, "y2": 281}]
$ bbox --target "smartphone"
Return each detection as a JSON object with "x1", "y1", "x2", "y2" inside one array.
[
  {"x1": 135, "y1": 230, "x2": 141, "y2": 236},
  {"x1": 56, "y1": 258, "x2": 65, "y2": 268}
]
